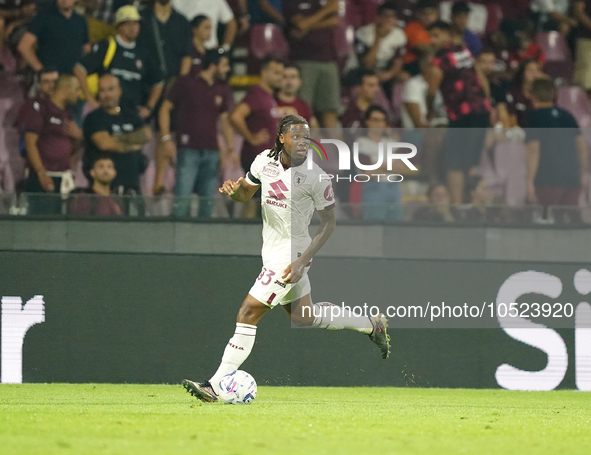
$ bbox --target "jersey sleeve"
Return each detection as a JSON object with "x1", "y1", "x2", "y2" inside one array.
[
  {"x1": 311, "y1": 175, "x2": 336, "y2": 211},
  {"x1": 245, "y1": 153, "x2": 264, "y2": 186},
  {"x1": 219, "y1": 0, "x2": 235, "y2": 23}
]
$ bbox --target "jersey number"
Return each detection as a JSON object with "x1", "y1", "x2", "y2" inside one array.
[{"x1": 257, "y1": 268, "x2": 276, "y2": 286}]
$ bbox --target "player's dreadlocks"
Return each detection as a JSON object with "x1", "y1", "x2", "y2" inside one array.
[{"x1": 267, "y1": 114, "x2": 309, "y2": 160}]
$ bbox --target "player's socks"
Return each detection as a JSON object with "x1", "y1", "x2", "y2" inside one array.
[
  {"x1": 310, "y1": 302, "x2": 373, "y2": 334},
  {"x1": 209, "y1": 322, "x2": 257, "y2": 395}
]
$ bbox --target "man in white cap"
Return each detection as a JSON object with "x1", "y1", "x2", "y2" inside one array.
[{"x1": 74, "y1": 5, "x2": 164, "y2": 119}]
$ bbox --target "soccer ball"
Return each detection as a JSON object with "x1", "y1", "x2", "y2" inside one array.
[{"x1": 218, "y1": 370, "x2": 257, "y2": 405}]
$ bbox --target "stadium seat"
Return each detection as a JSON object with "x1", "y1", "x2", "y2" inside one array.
[
  {"x1": 343, "y1": 0, "x2": 362, "y2": 29},
  {"x1": 536, "y1": 32, "x2": 574, "y2": 82},
  {"x1": 249, "y1": 24, "x2": 289, "y2": 61},
  {"x1": 485, "y1": 4, "x2": 503, "y2": 36},
  {"x1": 334, "y1": 23, "x2": 355, "y2": 70}
]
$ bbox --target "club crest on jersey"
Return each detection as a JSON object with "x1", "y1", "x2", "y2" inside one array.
[
  {"x1": 262, "y1": 166, "x2": 280, "y2": 177},
  {"x1": 294, "y1": 172, "x2": 307, "y2": 186}
]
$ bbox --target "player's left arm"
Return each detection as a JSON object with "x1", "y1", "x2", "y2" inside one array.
[{"x1": 283, "y1": 207, "x2": 335, "y2": 284}]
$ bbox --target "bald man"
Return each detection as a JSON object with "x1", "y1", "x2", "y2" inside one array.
[
  {"x1": 23, "y1": 74, "x2": 82, "y2": 214},
  {"x1": 83, "y1": 74, "x2": 151, "y2": 196}
]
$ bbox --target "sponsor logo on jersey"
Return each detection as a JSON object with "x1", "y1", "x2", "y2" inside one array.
[
  {"x1": 265, "y1": 198, "x2": 287, "y2": 209},
  {"x1": 262, "y1": 166, "x2": 280, "y2": 177}
]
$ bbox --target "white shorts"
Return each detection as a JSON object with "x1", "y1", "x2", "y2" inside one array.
[{"x1": 248, "y1": 264, "x2": 311, "y2": 308}]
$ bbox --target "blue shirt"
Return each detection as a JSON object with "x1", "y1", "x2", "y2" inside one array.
[{"x1": 463, "y1": 30, "x2": 482, "y2": 58}]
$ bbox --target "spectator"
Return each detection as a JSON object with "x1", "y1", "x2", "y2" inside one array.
[
  {"x1": 498, "y1": 58, "x2": 545, "y2": 128},
  {"x1": 403, "y1": 0, "x2": 439, "y2": 76},
  {"x1": 401, "y1": 52, "x2": 445, "y2": 129},
  {"x1": 172, "y1": 0, "x2": 237, "y2": 51},
  {"x1": 68, "y1": 155, "x2": 124, "y2": 216},
  {"x1": 87, "y1": 0, "x2": 130, "y2": 25},
  {"x1": 249, "y1": 0, "x2": 283, "y2": 26},
  {"x1": 0, "y1": 0, "x2": 36, "y2": 70},
  {"x1": 83, "y1": 74, "x2": 152, "y2": 196},
  {"x1": 23, "y1": 74, "x2": 82, "y2": 214},
  {"x1": 275, "y1": 63, "x2": 318, "y2": 128},
  {"x1": 357, "y1": 105, "x2": 404, "y2": 221},
  {"x1": 474, "y1": 48, "x2": 508, "y2": 114},
  {"x1": 450, "y1": 2, "x2": 482, "y2": 58},
  {"x1": 525, "y1": 78, "x2": 587, "y2": 211},
  {"x1": 350, "y1": 2, "x2": 408, "y2": 96},
  {"x1": 426, "y1": 20, "x2": 491, "y2": 204},
  {"x1": 511, "y1": 21, "x2": 546, "y2": 70},
  {"x1": 17, "y1": 66, "x2": 59, "y2": 130},
  {"x1": 230, "y1": 56, "x2": 283, "y2": 218},
  {"x1": 284, "y1": 0, "x2": 341, "y2": 129},
  {"x1": 137, "y1": 0, "x2": 192, "y2": 81},
  {"x1": 188, "y1": 15, "x2": 212, "y2": 76},
  {"x1": 463, "y1": 175, "x2": 501, "y2": 222},
  {"x1": 530, "y1": 0, "x2": 577, "y2": 35},
  {"x1": 158, "y1": 49, "x2": 236, "y2": 217},
  {"x1": 574, "y1": 1, "x2": 591, "y2": 94},
  {"x1": 18, "y1": 0, "x2": 90, "y2": 74},
  {"x1": 341, "y1": 71, "x2": 381, "y2": 130},
  {"x1": 74, "y1": 5, "x2": 164, "y2": 118},
  {"x1": 412, "y1": 182, "x2": 457, "y2": 222}
]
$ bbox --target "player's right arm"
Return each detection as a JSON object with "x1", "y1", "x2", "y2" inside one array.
[{"x1": 219, "y1": 177, "x2": 260, "y2": 202}]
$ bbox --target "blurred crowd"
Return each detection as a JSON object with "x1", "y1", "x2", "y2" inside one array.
[{"x1": 0, "y1": 0, "x2": 590, "y2": 223}]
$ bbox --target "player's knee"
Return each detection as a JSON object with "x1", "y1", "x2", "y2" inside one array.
[{"x1": 236, "y1": 298, "x2": 266, "y2": 325}]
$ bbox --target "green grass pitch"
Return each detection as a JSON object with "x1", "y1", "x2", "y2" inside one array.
[{"x1": 1, "y1": 384, "x2": 589, "y2": 455}]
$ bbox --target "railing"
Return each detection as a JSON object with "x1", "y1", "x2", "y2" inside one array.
[{"x1": 0, "y1": 192, "x2": 587, "y2": 225}]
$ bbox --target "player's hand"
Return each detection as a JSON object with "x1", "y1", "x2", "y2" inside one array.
[
  {"x1": 282, "y1": 259, "x2": 306, "y2": 284},
  {"x1": 219, "y1": 176, "x2": 244, "y2": 196},
  {"x1": 249, "y1": 129, "x2": 270, "y2": 146}
]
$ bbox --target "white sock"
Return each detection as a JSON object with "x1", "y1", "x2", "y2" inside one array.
[
  {"x1": 310, "y1": 302, "x2": 373, "y2": 334},
  {"x1": 209, "y1": 323, "x2": 257, "y2": 395}
]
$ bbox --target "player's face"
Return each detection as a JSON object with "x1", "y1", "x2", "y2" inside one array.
[
  {"x1": 281, "y1": 68, "x2": 301, "y2": 95},
  {"x1": 281, "y1": 124, "x2": 309, "y2": 164},
  {"x1": 119, "y1": 21, "x2": 140, "y2": 42},
  {"x1": 215, "y1": 56, "x2": 231, "y2": 81},
  {"x1": 91, "y1": 159, "x2": 117, "y2": 185},
  {"x1": 194, "y1": 19, "x2": 212, "y2": 42},
  {"x1": 429, "y1": 28, "x2": 451, "y2": 49},
  {"x1": 38, "y1": 71, "x2": 58, "y2": 98}
]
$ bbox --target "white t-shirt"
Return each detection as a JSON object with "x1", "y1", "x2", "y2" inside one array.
[
  {"x1": 354, "y1": 24, "x2": 407, "y2": 71},
  {"x1": 401, "y1": 74, "x2": 446, "y2": 128},
  {"x1": 244, "y1": 151, "x2": 335, "y2": 267},
  {"x1": 530, "y1": 0, "x2": 569, "y2": 15},
  {"x1": 172, "y1": 0, "x2": 234, "y2": 49}
]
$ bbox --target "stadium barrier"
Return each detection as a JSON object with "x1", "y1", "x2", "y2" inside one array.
[{"x1": 1, "y1": 250, "x2": 590, "y2": 390}]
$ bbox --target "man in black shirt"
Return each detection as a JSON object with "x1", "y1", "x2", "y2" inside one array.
[
  {"x1": 83, "y1": 74, "x2": 152, "y2": 194},
  {"x1": 526, "y1": 78, "x2": 588, "y2": 210},
  {"x1": 75, "y1": 5, "x2": 164, "y2": 118},
  {"x1": 137, "y1": 0, "x2": 192, "y2": 81},
  {"x1": 18, "y1": 0, "x2": 90, "y2": 74}
]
